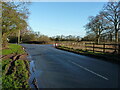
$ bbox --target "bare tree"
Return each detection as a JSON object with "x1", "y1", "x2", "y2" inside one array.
[
  {"x1": 85, "y1": 13, "x2": 111, "y2": 44},
  {"x1": 101, "y1": 1, "x2": 120, "y2": 43}
]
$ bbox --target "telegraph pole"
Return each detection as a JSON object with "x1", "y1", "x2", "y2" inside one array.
[{"x1": 18, "y1": 30, "x2": 20, "y2": 44}]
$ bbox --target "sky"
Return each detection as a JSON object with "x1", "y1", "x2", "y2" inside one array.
[{"x1": 28, "y1": 2, "x2": 107, "y2": 37}]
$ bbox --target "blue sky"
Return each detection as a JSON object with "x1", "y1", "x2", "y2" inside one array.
[{"x1": 28, "y1": 2, "x2": 107, "y2": 37}]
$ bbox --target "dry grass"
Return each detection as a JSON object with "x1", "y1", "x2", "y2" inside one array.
[{"x1": 58, "y1": 41, "x2": 119, "y2": 54}]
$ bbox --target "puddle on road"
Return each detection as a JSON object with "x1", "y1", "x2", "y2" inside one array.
[{"x1": 27, "y1": 55, "x2": 38, "y2": 89}]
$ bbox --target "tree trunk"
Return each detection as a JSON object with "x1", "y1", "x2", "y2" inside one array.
[
  {"x1": 96, "y1": 34, "x2": 100, "y2": 44},
  {"x1": 18, "y1": 30, "x2": 20, "y2": 44},
  {"x1": 97, "y1": 36, "x2": 100, "y2": 44},
  {"x1": 115, "y1": 30, "x2": 119, "y2": 43},
  {"x1": 109, "y1": 33, "x2": 112, "y2": 42},
  {"x1": 2, "y1": 34, "x2": 8, "y2": 48}
]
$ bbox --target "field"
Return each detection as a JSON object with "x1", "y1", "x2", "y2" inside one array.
[
  {"x1": 57, "y1": 41, "x2": 120, "y2": 54},
  {"x1": 1, "y1": 44, "x2": 30, "y2": 88},
  {"x1": 56, "y1": 41, "x2": 120, "y2": 63}
]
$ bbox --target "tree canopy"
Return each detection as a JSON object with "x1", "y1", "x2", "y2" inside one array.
[
  {"x1": 2, "y1": 2, "x2": 29, "y2": 47},
  {"x1": 84, "y1": 1, "x2": 120, "y2": 44}
]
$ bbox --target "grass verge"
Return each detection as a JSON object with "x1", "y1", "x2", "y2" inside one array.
[
  {"x1": 1, "y1": 44, "x2": 30, "y2": 88},
  {"x1": 2, "y1": 44, "x2": 25, "y2": 55},
  {"x1": 56, "y1": 45, "x2": 119, "y2": 64}
]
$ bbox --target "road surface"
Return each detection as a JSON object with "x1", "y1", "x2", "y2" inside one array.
[{"x1": 22, "y1": 44, "x2": 120, "y2": 88}]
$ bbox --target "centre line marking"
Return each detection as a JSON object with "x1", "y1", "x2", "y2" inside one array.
[{"x1": 70, "y1": 61, "x2": 109, "y2": 80}]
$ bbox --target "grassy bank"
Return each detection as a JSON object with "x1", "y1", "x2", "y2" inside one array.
[
  {"x1": 56, "y1": 46, "x2": 119, "y2": 64},
  {"x1": 2, "y1": 44, "x2": 25, "y2": 55},
  {"x1": 1, "y1": 44, "x2": 30, "y2": 88}
]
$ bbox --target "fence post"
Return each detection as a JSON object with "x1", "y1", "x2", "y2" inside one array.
[
  {"x1": 93, "y1": 43, "x2": 94, "y2": 53},
  {"x1": 115, "y1": 44, "x2": 117, "y2": 54},
  {"x1": 118, "y1": 44, "x2": 120, "y2": 55},
  {"x1": 103, "y1": 43, "x2": 105, "y2": 53},
  {"x1": 85, "y1": 43, "x2": 87, "y2": 51}
]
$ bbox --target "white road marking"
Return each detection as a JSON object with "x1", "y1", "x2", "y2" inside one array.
[{"x1": 70, "y1": 61, "x2": 109, "y2": 80}]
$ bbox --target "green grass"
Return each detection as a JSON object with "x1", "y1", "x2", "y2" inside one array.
[
  {"x1": 2, "y1": 44, "x2": 30, "y2": 88},
  {"x1": 2, "y1": 59, "x2": 12, "y2": 75},
  {"x1": 2, "y1": 44, "x2": 25, "y2": 55},
  {"x1": 2, "y1": 60, "x2": 29, "y2": 88}
]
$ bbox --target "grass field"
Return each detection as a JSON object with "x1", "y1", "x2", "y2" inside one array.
[{"x1": 1, "y1": 44, "x2": 30, "y2": 88}]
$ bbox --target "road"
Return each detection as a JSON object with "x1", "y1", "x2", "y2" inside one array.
[{"x1": 22, "y1": 44, "x2": 120, "y2": 88}]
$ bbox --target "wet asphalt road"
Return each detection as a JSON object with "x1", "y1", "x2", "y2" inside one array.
[{"x1": 21, "y1": 44, "x2": 120, "y2": 88}]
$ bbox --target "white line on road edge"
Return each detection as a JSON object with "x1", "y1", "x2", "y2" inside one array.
[{"x1": 70, "y1": 61, "x2": 109, "y2": 80}]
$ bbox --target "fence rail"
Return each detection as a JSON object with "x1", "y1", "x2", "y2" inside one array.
[
  {"x1": 58, "y1": 41, "x2": 120, "y2": 55},
  {"x1": 85, "y1": 43, "x2": 120, "y2": 54}
]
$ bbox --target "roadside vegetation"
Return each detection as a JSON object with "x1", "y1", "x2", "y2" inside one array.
[
  {"x1": 1, "y1": 2, "x2": 31, "y2": 88},
  {"x1": 2, "y1": 44, "x2": 30, "y2": 88},
  {"x1": 2, "y1": 44, "x2": 25, "y2": 55},
  {"x1": 56, "y1": 45, "x2": 119, "y2": 63}
]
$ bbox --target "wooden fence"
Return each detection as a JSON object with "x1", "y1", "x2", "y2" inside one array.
[
  {"x1": 58, "y1": 41, "x2": 120, "y2": 55},
  {"x1": 58, "y1": 41, "x2": 92, "y2": 50},
  {"x1": 85, "y1": 43, "x2": 120, "y2": 54}
]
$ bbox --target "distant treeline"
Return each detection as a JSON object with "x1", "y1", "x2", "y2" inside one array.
[
  {"x1": 8, "y1": 30, "x2": 51, "y2": 43},
  {"x1": 50, "y1": 35, "x2": 81, "y2": 41}
]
